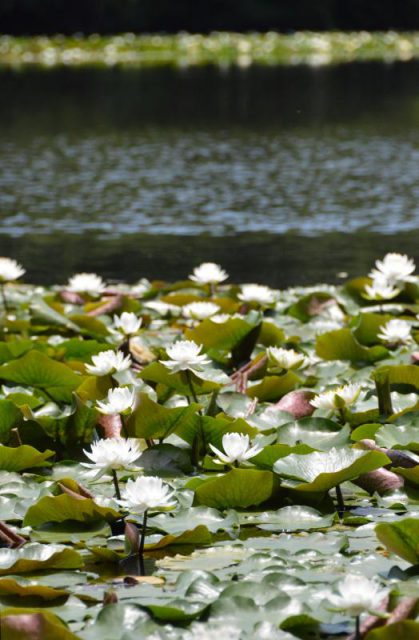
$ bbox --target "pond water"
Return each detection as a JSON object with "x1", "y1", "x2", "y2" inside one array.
[{"x1": 1, "y1": 62, "x2": 419, "y2": 285}]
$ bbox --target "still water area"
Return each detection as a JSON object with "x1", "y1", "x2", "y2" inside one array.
[{"x1": 0, "y1": 61, "x2": 419, "y2": 286}]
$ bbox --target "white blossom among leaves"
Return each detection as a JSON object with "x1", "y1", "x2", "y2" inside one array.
[
  {"x1": 82, "y1": 438, "x2": 141, "y2": 471},
  {"x1": 183, "y1": 301, "x2": 220, "y2": 320},
  {"x1": 161, "y1": 340, "x2": 210, "y2": 373},
  {"x1": 311, "y1": 383, "x2": 361, "y2": 411},
  {"x1": 327, "y1": 573, "x2": 389, "y2": 617},
  {"x1": 364, "y1": 276, "x2": 400, "y2": 300},
  {"x1": 369, "y1": 252, "x2": 416, "y2": 287},
  {"x1": 238, "y1": 284, "x2": 276, "y2": 305},
  {"x1": 267, "y1": 347, "x2": 308, "y2": 370},
  {"x1": 113, "y1": 312, "x2": 142, "y2": 336},
  {"x1": 190, "y1": 262, "x2": 228, "y2": 284},
  {"x1": 209, "y1": 433, "x2": 263, "y2": 465},
  {"x1": 85, "y1": 350, "x2": 131, "y2": 376},
  {"x1": 0, "y1": 257, "x2": 25, "y2": 282},
  {"x1": 118, "y1": 476, "x2": 176, "y2": 514},
  {"x1": 96, "y1": 387, "x2": 136, "y2": 415},
  {"x1": 378, "y1": 318, "x2": 411, "y2": 345},
  {"x1": 67, "y1": 272, "x2": 106, "y2": 295}
]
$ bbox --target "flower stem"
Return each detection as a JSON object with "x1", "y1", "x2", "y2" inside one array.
[
  {"x1": 354, "y1": 614, "x2": 361, "y2": 640},
  {"x1": 375, "y1": 371, "x2": 393, "y2": 419},
  {"x1": 338, "y1": 407, "x2": 346, "y2": 425},
  {"x1": 112, "y1": 469, "x2": 121, "y2": 500},
  {"x1": 185, "y1": 370, "x2": 199, "y2": 404},
  {"x1": 138, "y1": 510, "x2": 148, "y2": 576},
  {"x1": 0, "y1": 283, "x2": 9, "y2": 313},
  {"x1": 335, "y1": 484, "x2": 345, "y2": 519}
]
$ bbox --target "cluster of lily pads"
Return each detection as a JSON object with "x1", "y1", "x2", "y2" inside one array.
[
  {"x1": 1, "y1": 31, "x2": 419, "y2": 68},
  {"x1": 0, "y1": 254, "x2": 418, "y2": 640}
]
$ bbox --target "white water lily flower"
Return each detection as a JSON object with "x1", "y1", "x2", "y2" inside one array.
[
  {"x1": 378, "y1": 318, "x2": 412, "y2": 344},
  {"x1": 311, "y1": 383, "x2": 361, "y2": 411},
  {"x1": 209, "y1": 432, "x2": 263, "y2": 465},
  {"x1": 85, "y1": 350, "x2": 131, "y2": 376},
  {"x1": 96, "y1": 387, "x2": 136, "y2": 415},
  {"x1": 161, "y1": 340, "x2": 210, "y2": 373},
  {"x1": 364, "y1": 276, "x2": 400, "y2": 300},
  {"x1": 369, "y1": 252, "x2": 416, "y2": 286},
  {"x1": 82, "y1": 438, "x2": 141, "y2": 471},
  {"x1": 190, "y1": 262, "x2": 228, "y2": 284},
  {"x1": 67, "y1": 272, "x2": 105, "y2": 295},
  {"x1": 327, "y1": 573, "x2": 389, "y2": 617},
  {"x1": 183, "y1": 301, "x2": 220, "y2": 320},
  {"x1": 113, "y1": 312, "x2": 142, "y2": 336},
  {"x1": 118, "y1": 476, "x2": 176, "y2": 514},
  {"x1": 238, "y1": 284, "x2": 276, "y2": 305},
  {"x1": 267, "y1": 347, "x2": 308, "y2": 370},
  {"x1": 210, "y1": 313, "x2": 231, "y2": 324},
  {"x1": 0, "y1": 257, "x2": 25, "y2": 282}
]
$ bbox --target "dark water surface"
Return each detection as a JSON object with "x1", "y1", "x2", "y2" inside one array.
[{"x1": 1, "y1": 62, "x2": 419, "y2": 285}]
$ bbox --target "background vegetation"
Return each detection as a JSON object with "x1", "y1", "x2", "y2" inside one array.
[{"x1": 2, "y1": 0, "x2": 419, "y2": 35}]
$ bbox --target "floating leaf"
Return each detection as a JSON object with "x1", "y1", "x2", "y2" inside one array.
[
  {"x1": 273, "y1": 448, "x2": 390, "y2": 492},
  {"x1": 0, "y1": 576, "x2": 68, "y2": 600},
  {"x1": 366, "y1": 622, "x2": 419, "y2": 640},
  {"x1": 185, "y1": 314, "x2": 261, "y2": 364},
  {"x1": 316, "y1": 329, "x2": 388, "y2": 363},
  {"x1": 138, "y1": 444, "x2": 193, "y2": 476},
  {"x1": 148, "y1": 507, "x2": 239, "y2": 537},
  {"x1": 247, "y1": 372, "x2": 301, "y2": 402},
  {"x1": 139, "y1": 362, "x2": 224, "y2": 395},
  {"x1": 0, "y1": 400, "x2": 22, "y2": 444},
  {"x1": 0, "y1": 351, "x2": 84, "y2": 402},
  {"x1": 0, "y1": 444, "x2": 54, "y2": 471},
  {"x1": 23, "y1": 494, "x2": 120, "y2": 528},
  {"x1": 375, "y1": 424, "x2": 419, "y2": 452},
  {"x1": 0, "y1": 609, "x2": 79, "y2": 640},
  {"x1": 277, "y1": 418, "x2": 350, "y2": 450},
  {"x1": 194, "y1": 468, "x2": 282, "y2": 509},
  {"x1": 253, "y1": 506, "x2": 335, "y2": 532},
  {"x1": 0, "y1": 543, "x2": 83, "y2": 575},
  {"x1": 376, "y1": 518, "x2": 419, "y2": 564},
  {"x1": 126, "y1": 393, "x2": 200, "y2": 440}
]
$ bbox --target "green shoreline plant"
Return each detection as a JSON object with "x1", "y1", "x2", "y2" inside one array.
[
  {"x1": 2, "y1": 32, "x2": 419, "y2": 69},
  {"x1": 0, "y1": 255, "x2": 418, "y2": 639}
]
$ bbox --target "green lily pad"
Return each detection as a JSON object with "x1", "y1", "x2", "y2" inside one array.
[
  {"x1": 0, "y1": 400, "x2": 22, "y2": 443},
  {"x1": 148, "y1": 507, "x2": 239, "y2": 537},
  {"x1": 375, "y1": 424, "x2": 419, "y2": 452},
  {"x1": 254, "y1": 506, "x2": 335, "y2": 532},
  {"x1": 139, "y1": 362, "x2": 225, "y2": 395},
  {"x1": 23, "y1": 494, "x2": 120, "y2": 528},
  {"x1": 0, "y1": 609, "x2": 79, "y2": 640},
  {"x1": 316, "y1": 328, "x2": 388, "y2": 363},
  {"x1": 277, "y1": 418, "x2": 350, "y2": 451},
  {"x1": 126, "y1": 393, "x2": 200, "y2": 440},
  {"x1": 366, "y1": 622, "x2": 419, "y2": 640},
  {"x1": 247, "y1": 372, "x2": 301, "y2": 402},
  {"x1": 0, "y1": 543, "x2": 83, "y2": 575},
  {"x1": 273, "y1": 448, "x2": 390, "y2": 492},
  {"x1": 194, "y1": 468, "x2": 282, "y2": 509},
  {"x1": 0, "y1": 444, "x2": 54, "y2": 471},
  {"x1": 0, "y1": 351, "x2": 84, "y2": 403},
  {"x1": 185, "y1": 314, "x2": 261, "y2": 364},
  {"x1": 376, "y1": 517, "x2": 419, "y2": 564},
  {"x1": 0, "y1": 576, "x2": 68, "y2": 600}
]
